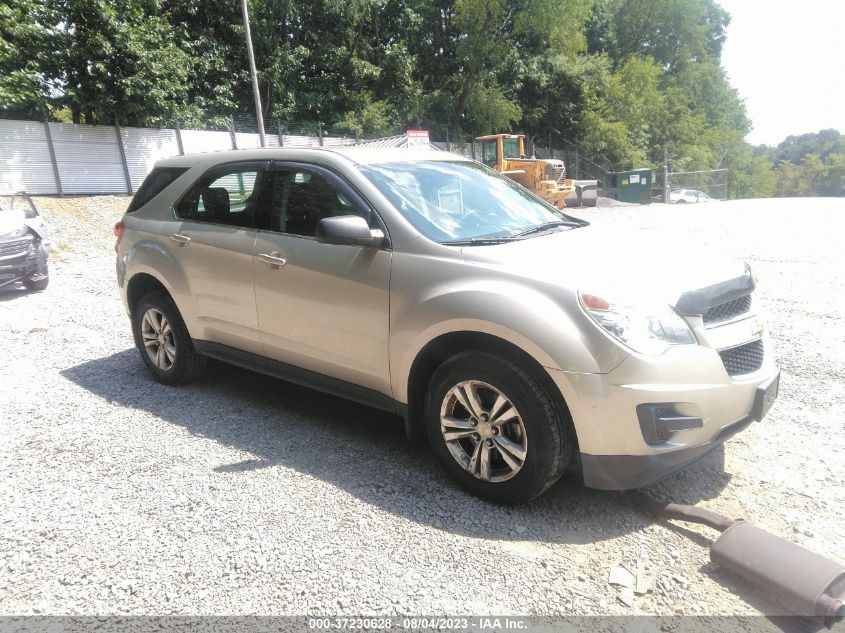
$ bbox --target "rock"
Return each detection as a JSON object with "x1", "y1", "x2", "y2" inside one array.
[
  {"x1": 618, "y1": 587, "x2": 635, "y2": 607},
  {"x1": 609, "y1": 565, "x2": 635, "y2": 588},
  {"x1": 635, "y1": 559, "x2": 655, "y2": 595}
]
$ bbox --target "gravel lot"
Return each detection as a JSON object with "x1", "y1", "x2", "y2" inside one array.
[{"x1": 1, "y1": 195, "x2": 843, "y2": 623}]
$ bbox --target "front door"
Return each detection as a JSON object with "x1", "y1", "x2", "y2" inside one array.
[
  {"x1": 252, "y1": 163, "x2": 392, "y2": 395},
  {"x1": 171, "y1": 161, "x2": 269, "y2": 355}
]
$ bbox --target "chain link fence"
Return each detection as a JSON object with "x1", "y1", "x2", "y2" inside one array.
[{"x1": 653, "y1": 169, "x2": 729, "y2": 202}]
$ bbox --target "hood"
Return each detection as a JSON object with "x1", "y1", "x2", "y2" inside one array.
[
  {"x1": 0, "y1": 209, "x2": 26, "y2": 238},
  {"x1": 459, "y1": 226, "x2": 749, "y2": 308}
]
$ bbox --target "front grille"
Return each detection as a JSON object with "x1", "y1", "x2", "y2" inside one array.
[
  {"x1": 704, "y1": 295, "x2": 752, "y2": 325},
  {"x1": 719, "y1": 340, "x2": 764, "y2": 376},
  {"x1": 545, "y1": 163, "x2": 566, "y2": 184},
  {"x1": 0, "y1": 236, "x2": 31, "y2": 258}
]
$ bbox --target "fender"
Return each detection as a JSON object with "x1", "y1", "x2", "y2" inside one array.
[
  {"x1": 121, "y1": 239, "x2": 197, "y2": 334},
  {"x1": 23, "y1": 220, "x2": 48, "y2": 243},
  {"x1": 390, "y1": 277, "x2": 625, "y2": 404}
]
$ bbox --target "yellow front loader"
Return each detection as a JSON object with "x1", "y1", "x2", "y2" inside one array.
[{"x1": 475, "y1": 134, "x2": 575, "y2": 208}]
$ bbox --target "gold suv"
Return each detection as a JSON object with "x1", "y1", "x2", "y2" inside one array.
[{"x1": 115, "y1": 148, "x2": 779, "y2": 503}]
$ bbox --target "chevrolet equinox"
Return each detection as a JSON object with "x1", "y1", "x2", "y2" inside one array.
[{"x1": 115, "y1": 148, "x2": 780, "y2": 503}]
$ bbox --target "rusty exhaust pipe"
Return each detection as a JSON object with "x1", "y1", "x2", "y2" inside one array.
[{"x1": 627, "y1": 492, "x2": 845, "y2": 627}]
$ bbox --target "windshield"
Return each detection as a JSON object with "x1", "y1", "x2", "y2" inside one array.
[
  {"x1": 359, "y1": 160, "x2": 580, "y2": 243},
  {"x1": 502, "y1": 138, "x2": 520, "y2": 158}
]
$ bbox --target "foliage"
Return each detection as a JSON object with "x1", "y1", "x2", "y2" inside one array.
[
  {"x1": 1, "y1": 0, "x2": 839, "y2": 197},
  {"x1": 751, "y1": 131, "x2": 844, "y2": 197},
  {"x1": 0, "y1": 0, "x2": 52, "y2": 118},
  {"x1": 773, "y1": 154, "x2": 844, "y2": 197}
]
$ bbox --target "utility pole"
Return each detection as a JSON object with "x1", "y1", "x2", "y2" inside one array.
[
  {"x1": 663, "y1": 146, "x2": 670, "y2": 204},
  {"x1": 241, "y1": 0, "x2": 266, "y2": 147}
]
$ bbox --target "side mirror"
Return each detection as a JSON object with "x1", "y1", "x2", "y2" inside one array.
[{"x1": 316, "y1": 215, "x2": 385, "y2": 248}]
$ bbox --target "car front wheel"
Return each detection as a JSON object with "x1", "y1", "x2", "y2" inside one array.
[
  {"x1": 23, "y1": 241, "x2": 49, "y2": 291},
  {"x1": 23, "y1": 272, "x2": 48, "y2": 291},
  {"x1": 132, "y1": 291, "x2": 206, "y2": 385},
  {"x1": 425, "y1": 351, "x2": 574, "y2": 503}
]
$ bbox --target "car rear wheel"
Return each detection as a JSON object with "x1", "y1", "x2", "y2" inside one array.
[
  {"x1": 132, "y1": 291, "x2": 206, "y2": 385},
  {"x1": 425, "y1": 350, "x2": 574, "y2": 503}
]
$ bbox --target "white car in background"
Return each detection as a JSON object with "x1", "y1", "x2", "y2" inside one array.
[
  {"x1": 0, "y1": 192, "x2": 50, "y2": 291},
  {"x1": 670, "y1": 189, "x2": 713, "y2": 204}
]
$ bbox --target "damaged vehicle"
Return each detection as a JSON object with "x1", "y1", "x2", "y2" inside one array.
[
  {"x1": 0, "y1": 192, "x2": 50, "y2": 292},
  {"x1": 115, "y1": 148, "x2": 779, "y2": 503}
]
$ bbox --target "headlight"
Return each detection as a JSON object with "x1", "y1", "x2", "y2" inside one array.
[
  {"x1": 1, "y1": 227, "x2": 27, "y2": 239},
  {"x1": 578, "y1": 291, "x2": 696, "y2": 355}
]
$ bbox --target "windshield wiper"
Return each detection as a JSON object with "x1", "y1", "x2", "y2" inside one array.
[
  {"x1": 514, "y1": 220, "x2": 585, "y2": 237},
  {"x1": 443, "y1": 236, "x2": 521, "y2": 246}
]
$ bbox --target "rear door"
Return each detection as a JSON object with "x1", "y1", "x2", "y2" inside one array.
[
  {"x1": 252, "y1": 162, "x2": 392, "y2": 396},
  {"x1": 171, "y1": 161, "x2": 270, "y2": 354}
]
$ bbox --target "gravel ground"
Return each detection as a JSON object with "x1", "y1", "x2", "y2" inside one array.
[{"x1": 0, "y1": 195, "x2": 843, "y2": 624}]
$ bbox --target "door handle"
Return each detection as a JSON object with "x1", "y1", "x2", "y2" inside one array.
[
  {"x1": 170, "y1": 233, "x2": 191, "y2": 246},
  {"x1": 258, "y1": 251, "x2": 287, "y2": 269}
]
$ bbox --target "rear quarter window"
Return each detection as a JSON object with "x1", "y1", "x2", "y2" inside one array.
[{"x1": 127, "y1": 167, "x2": 189, "y2": 213}]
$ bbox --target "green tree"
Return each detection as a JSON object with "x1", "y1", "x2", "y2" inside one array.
[
  {"x1": 0, "y1": 0, "x2": 52, "y2": 119},
  {"x1": 610, "y1": 0, "x2": 730, "y2": 70},
  {"x1": 4, "y1": 0, "x2": 830, "y2": 202},
  {"x1": 47, "y1": 0, "x2": 196, "y2": 125},
  {"x1": 766, "y1": 131, "x2": 845, "y2": 197}
]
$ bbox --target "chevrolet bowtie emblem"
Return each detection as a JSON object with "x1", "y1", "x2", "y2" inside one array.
[{"x1": 752, "y1": 321, "x2": 765, "y2": 337}]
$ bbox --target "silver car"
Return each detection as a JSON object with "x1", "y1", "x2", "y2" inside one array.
[
  {"x1": 115, "y1": 148, "x2": 779, "y2": 503},
  {"x1": 0, "y1": 192, "x2": 50, "y2": 292}
]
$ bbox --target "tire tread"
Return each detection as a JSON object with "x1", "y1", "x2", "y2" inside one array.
[
  {"x1": 426, "y1": 350, "x2": 575, "y2": 503},
  {"x1": 134, "y1": 291, "x2": 206, "y2": 385}
]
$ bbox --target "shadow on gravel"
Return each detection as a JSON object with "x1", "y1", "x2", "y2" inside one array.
[
  {"x1": 62, "y1": 348, "x2": 731, "y2": 545},
  {"x1": 0, "y1": 285, "x2": 30, "y2": 301}
]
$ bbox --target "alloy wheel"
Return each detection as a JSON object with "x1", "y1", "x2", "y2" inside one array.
[
  {"x1": 439, "y1": 380, "x2": 527, "y2": 482},
  {"x1": 141, "y1": 307, "x2": 176, "y2": 371}
]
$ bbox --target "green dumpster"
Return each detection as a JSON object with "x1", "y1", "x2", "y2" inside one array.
[{"x1": 609, "y1": 169, "x2": 654, "y2": 204}]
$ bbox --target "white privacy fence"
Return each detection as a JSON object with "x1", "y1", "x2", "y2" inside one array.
[{"x1": 0, "y1": 119, "x2": 359, "y2": 195}]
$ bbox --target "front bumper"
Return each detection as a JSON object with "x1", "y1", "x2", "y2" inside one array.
[
  {"x1": 580, "y1": 370, "x2": 780, "y2": 489},
  {"x1": 0, "y1": 235, "x2": 41, "y2": 288},
  {"x1": 546, "y1": 338, "x2": 780, "y2": 490}
]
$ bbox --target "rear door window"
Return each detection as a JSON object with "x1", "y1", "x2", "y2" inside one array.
[
  {"x1": 175, "y1": 163, "x2": 269, "y2": 228},
  {"x1": 127, "y1": 167, "x2": 188, "y2": 213}
]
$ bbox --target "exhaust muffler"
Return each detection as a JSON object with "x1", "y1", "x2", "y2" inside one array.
[{"x1": 627, "y1": 492, "x2": 845, "y2": 626}]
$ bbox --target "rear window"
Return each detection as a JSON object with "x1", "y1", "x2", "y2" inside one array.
[{"x1": 127, "y1": 167, "x2": 188, "y2": 213}]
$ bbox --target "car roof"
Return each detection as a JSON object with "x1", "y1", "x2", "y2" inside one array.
[{"x1": 155, "y1": 146, "x2": 471, "y2": 169}]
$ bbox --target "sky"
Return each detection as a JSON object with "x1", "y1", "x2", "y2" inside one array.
[{"x1": 717, "y1": 0, "x2": 845, "y2": 147}]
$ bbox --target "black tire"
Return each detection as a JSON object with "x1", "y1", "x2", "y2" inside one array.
[
  {"x1": 23, "y1": 274, "x2": 48, "y2": 291},
  {"x1": 23, "y1": 241, "x2": 49, "y2": 291},
  {"x1": 425, "y1": 350, "x2": 575, "y2": 504},
  {"x1": 132, "y1": 291, "x2": 206, "y2": 385}
]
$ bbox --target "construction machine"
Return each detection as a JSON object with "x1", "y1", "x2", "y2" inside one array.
[{"x1": 475, "y1": 133, "x2": 576, "y2": 208}]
